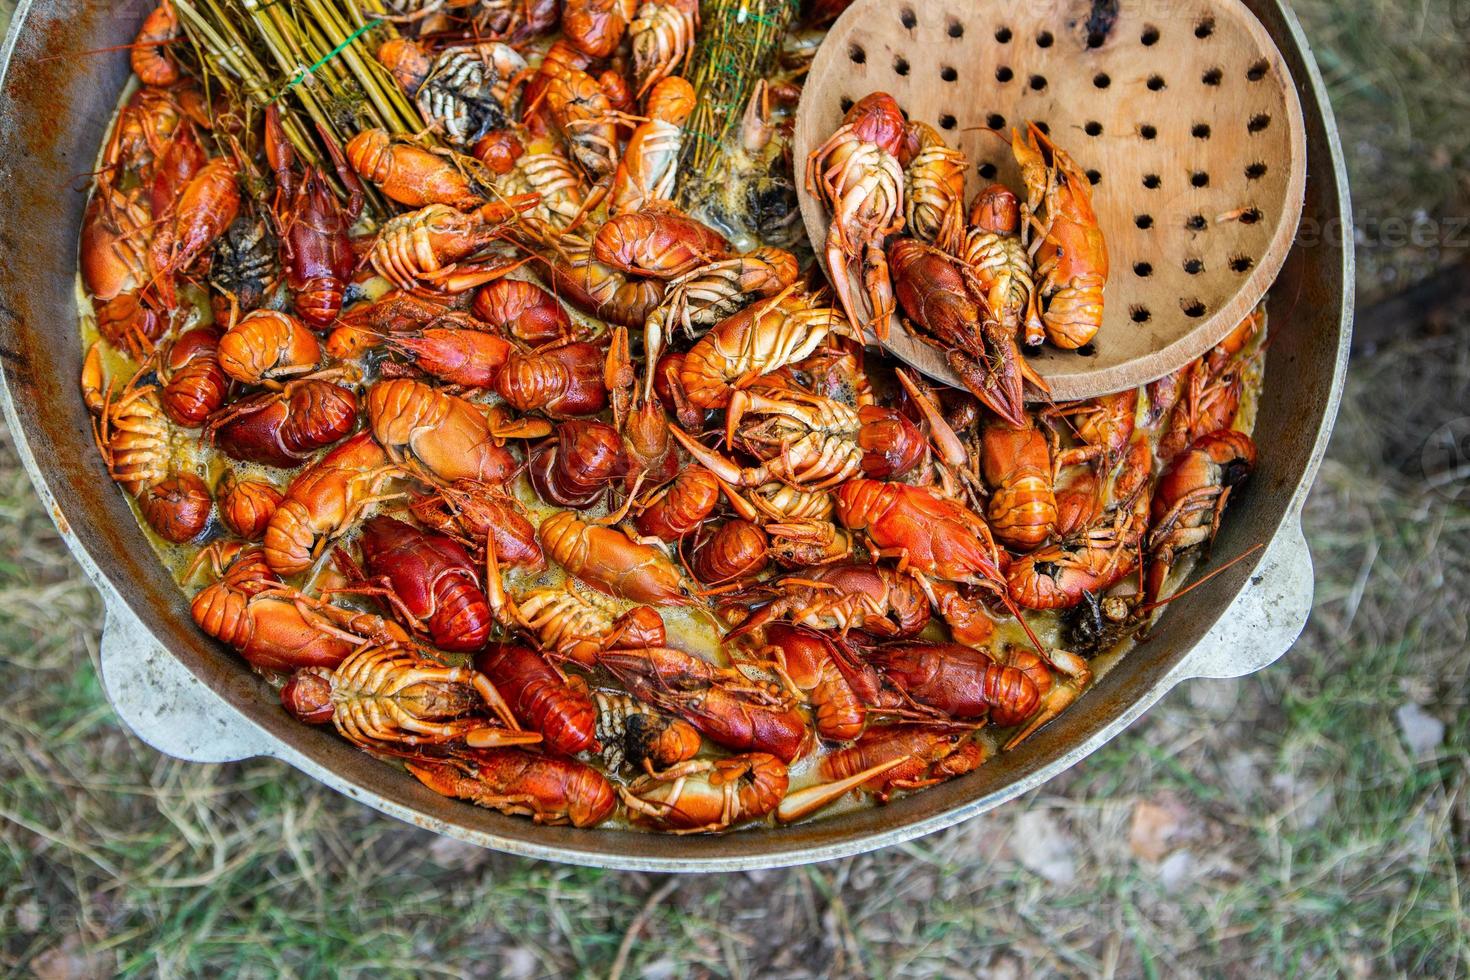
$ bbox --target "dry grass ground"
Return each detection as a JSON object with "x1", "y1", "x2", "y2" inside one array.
[{"x1": 2, "y1": 1, "x2": 1468, "y2": 976}]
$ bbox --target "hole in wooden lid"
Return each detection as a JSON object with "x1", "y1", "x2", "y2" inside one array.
[
  {"x1": 1230, "y1": 255, "x2": 1255, "y2": 272},
  {"x1": 1191, "y1": 171, "x2": 1210, "y2": 188},
  {"x1": 1135, "y1": 214, "x2": 1154, "y2": 229},
  {"x1": 978, "y1": 162, "x2": 998, "y2": 179},
  {"x1": 1248, "y1": 113, "x2": 1272, "y2": 133},
  {"x1": 1240, "y1": 208, "x2": 1263, "y2": 224},
  {"x1": 894, "y1": 56, "x2": 910, "y2": 76},
  {"x1": 1085, "y1": 120, "x2": 1103, "y2": 136},
  {"x1": 900, "y1": 7, "x2": 917, "y2": 29},
  {"x1": 1182, "y1": 299, "x2": 1207, "y2": 317},
  {"x1": 941, "y1": 66, "x2": 958, "y2": 82},
  {"x1": 839, "y1": 95, "x2": 855, "y2": 113},
  {"x1": 1131, "y1": 305, "x2": 1152, "y2": 323},
  {"x1": 1202, "y1": 67, "x2": 1223, "y2": 86},
  {"x1": 849, "y1": 44, "x2": 866, "y2": 64},
  {"x1": 1195, "y1": 18, "x2": 1216, "y2": 38},
  {"x1": 1147, "y1": 74, "x2": 1166, "y2": 91},
  {"x1": 1143, "y1": 174, "x2": 1161, "y2": 189},
  {"x1": 996, "y1": 65, "x2": 1014, "y2": 82},
  {"x1": 939, "y1": 114, "x2": 957, "y2": 130},
  {"x1": 1247, "y1": 59, "x2": 1269, "y2": 81},
  {"x1": 1192, "y1": 123, "x2": 1212, "y2": 139},
  {"x1": 1034, "y1": 121, "x2": 1050, "y2": 135},
  {"x1": 1140, "y1": 124, "x2": 1157, "y2": 140},
  {"x1": 1029, "y1": 74, "x2": 1048, "y2": 91},
  {"x1": 986, "y1": 113, "x2": 1006, "y2": 130},
  {"x1": 1086, "y1": 170, "x2": 1102, "y2": 185},
  {"x1": 947, "y1": 19, "x2": 964, "y2": 38},
  {"x1": 1184, "y1": 258, "x2": 1204, "y2": 274},
  {"x1": 1086, "y1": 31, "x2": 1106, "y2": 49},
  {"x1": 1037, "y1": 31, "x2": 1054, "y2": 48},
  {"x1": 1141, "y1": 25, "x2": 1160, "y2": 45},
  {"x1": 1077, "y1": 342, "x2": 1098, "y2": 356},
  {"x1": 1186, "y1": 214, "x2": 1207, "y2": 231},
  {"x1": 995, "y1": 26, "x2": 1012, "y2": 43},
  {"x1": 1094, "y1": 72, "x2": 1111, "y2": 89},
  {"x1": 1134, "y1": 261, "x2": 1154, "y2": 277},
  {"x1": 1245, "y1": 162, "x2": 1268, "y2": 180}
]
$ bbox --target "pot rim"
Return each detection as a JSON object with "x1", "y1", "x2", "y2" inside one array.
[{"x1": 0, "y1": 0, "x2": 1353, "y2": 871}]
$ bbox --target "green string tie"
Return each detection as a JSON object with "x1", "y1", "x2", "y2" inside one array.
[{"x1": 267, "y1": 17, "x2": 383, "y2": 106}]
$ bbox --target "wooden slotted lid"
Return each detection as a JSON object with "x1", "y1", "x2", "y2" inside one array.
[{"x1": 794, "y1": 0, "x2": 1307, "y2": 400}]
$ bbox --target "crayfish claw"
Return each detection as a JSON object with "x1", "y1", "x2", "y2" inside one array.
[{"x1": 776, "y1": 757, "x2": 908, "y2": 823}]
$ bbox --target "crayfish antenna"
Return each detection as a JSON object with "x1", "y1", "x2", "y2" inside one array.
[
  {"x1": 776, "y1": 757, "x2": 908, "y2": 823},
  {"x1": 1000, "y1": 592, "x2": 1049, "y2": 660},
  {"x1": 1133, "y1": 543, "x2": 1266, "y2": 618}
]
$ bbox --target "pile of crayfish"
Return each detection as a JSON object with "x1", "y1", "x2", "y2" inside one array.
[
  {"x1": 77, "y1": 0, "x2": 1264, "y2": 833},
  {"x1": 809, "y1": 92, "x2": 1109, "y2": 424}
]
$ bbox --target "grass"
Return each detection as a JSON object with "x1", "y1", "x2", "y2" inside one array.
[
  {"x1": 2, "y1": 0, "x2": 1469, "y2": 976},
  {"x1": 1298, "y1": 0, "x2": 1470, "y2": 302}
]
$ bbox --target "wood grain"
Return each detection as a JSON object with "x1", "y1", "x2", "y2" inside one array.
[{"x1": 794, "y1": 0, "x2": 1307, "y2": 400}]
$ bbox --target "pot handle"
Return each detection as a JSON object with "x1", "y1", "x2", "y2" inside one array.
[
  {"x1": 98, "y1": 592, "x2": 278, "y2": 763},
  {"x1": 1171, "y1": 513, "x2": 1314, "y2": 681}
]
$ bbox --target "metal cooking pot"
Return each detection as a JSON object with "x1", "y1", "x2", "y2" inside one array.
[{"x1": 0, "y1": 0, "x2": 1352, "y2": 871}]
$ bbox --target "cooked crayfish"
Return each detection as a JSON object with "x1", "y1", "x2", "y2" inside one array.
[
  {"x1": 476, "y1": 643, "x2": 599, "y2": 756},
  {"x1": 1012, "y1": 123, "x2": 1108, "y2": 350},
  {"x1": 594, "y1": 690, "x2": 702, "y2": 772},
  {"x1": 680, "y1": 293, "x2": 849, "y2": 410},
  {"x1": 903, "y1": 122, "x2": 967, "y2": 248},
  {"x1": 346, "y1": 129, "x2": 489, "y2": 210},
  {"x1": 962, "y1": 183, "x2": 1044, "y2": 347},
  {"x1": 778, "y1": 726, "x2": 984, "y2": 820},
  {"x1": 486, "y1": 548, "x2": 668, "y2": 667},
  {"x1": 281, "y1": 644, "x2": 535, "y2": 749},
  {"x1": 406, "y1": 748, "x2": 615, "y2": 827},
  {"x1": 191, "y1": 548, "x2": 406, "y2": 671},
  {"x1": 598, "y1": 646, "x2": 808, "y2": 762},
  {"x1": 415, "y1": 43, "x2": 527, "y2": 146},
  {"x1": 728, "y1": 562, "x2": 931, "y2": 639},
  {"x1": 539, "y1": 509, "x2": 695, "y2": 606},
  {"x1": 93, "y1": 364, "x2": 211, "y2": 544},
  {"x1": 612, "y1": 76, "x2": 696, "y2": 213},
  {"x1": 206, "y1": 379, "x2": 357, "y2": 469},
  {"x1": 409, "y1": 478, "x2": 544, "y2": 570},
  {"x1": 889, "y1": 237, "x2": 1045, "y2": 428},
  {"x1": 805, "y1": 92, "x2": 907, "y2": 339},
  {"x1": 622, "y1": 753, "x2": 788, "y2": 833},
  {"x1": 368, "y1": 378, "x2": 517, "y2": 483},
  {"x1": 353, "y1": 515, "x2": 494, "y2": 653},
  {"x1": 1146, "y1": 430, "x2": 1256, "y2": 604},
  {"x1": 981, "y1": 420, "x2": 1058, "y2": 551},
  {"x1": 628, "y1": 0, "x2": 697, "y2": 96},
  {"x1": 368, "y1": 199, "x2": 537, "y2": 292},
  {"x1": 263, "y1": 433, "x2": 401, "y2": 576}
]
